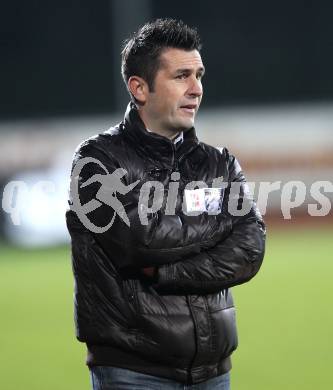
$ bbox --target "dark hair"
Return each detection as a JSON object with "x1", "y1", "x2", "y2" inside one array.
[{"x1": 121, "y1": 18, "x2": 202, "y2": 96}]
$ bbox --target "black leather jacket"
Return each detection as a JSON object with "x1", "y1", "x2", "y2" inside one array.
[{"x1": 66, "y1": 103, "x2": 266, "y2": 385}]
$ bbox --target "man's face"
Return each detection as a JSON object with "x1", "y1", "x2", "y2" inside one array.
[{"x1": 142, "y1": 48, "x2": 204, "y2": 136}]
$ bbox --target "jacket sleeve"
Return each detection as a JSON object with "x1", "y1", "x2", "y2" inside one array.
[
  {"x1": 153, "y1": 154, "x2": 266, "y2": 295},
  {"x1": 67, "y1": 137, "x2": 136, "y2": 271}
]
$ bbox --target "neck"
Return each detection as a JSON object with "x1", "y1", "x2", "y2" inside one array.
[{"x1": 138, "y1": 109, "x2": 179, "y2": 140}]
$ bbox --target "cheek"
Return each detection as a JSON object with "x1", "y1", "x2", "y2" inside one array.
[
  {"x1": 152, "y1": 83, "x2": 183, "y2": 116},
  {"x1": 158, "y1": 94, "x2": 177, "y2": 116},
  {"x1": 165, "y1": 89, "x2": 183, "y2": 111}
]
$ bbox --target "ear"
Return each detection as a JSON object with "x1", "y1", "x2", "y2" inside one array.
[{"x1": 128, "y1": 76, "x2": 148, "y2": 104}]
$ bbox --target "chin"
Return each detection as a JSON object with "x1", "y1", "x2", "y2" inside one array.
[{"x1": 176, "y1": 119, "x2": 194, "y2": 131}]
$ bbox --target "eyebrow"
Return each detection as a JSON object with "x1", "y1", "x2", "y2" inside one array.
[{"x1": 175, "y1": 66, "x2": 206, "y2": 75}]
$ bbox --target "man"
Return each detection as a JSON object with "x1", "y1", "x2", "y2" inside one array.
[{"x1": 66, "y1": 18, "x2": 266, "y2": 389}]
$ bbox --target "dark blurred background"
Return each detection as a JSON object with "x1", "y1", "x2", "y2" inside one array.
[{"x1": 1, "y1": 0, "x2": 333, "y2": 119}]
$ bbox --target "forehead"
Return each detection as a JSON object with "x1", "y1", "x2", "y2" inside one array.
[{"x1": 159, "y1": 48, "x2": 204, "y2": 72}]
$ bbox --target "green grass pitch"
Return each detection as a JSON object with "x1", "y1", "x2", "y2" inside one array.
[{"x1": 0, "y1": 227, "x2": 332, "y2": 389}]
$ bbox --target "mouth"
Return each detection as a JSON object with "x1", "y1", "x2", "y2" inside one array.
[{"x1": 179, "y1": 104, "x2": 197, "y2": 114}]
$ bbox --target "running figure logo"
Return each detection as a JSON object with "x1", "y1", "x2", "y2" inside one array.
[{"x1": 70, "y1": 157, "x2": 139, "y2": 233}]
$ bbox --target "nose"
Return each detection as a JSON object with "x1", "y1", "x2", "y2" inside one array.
[{"x1": 187, "y1": 76, "x2": 203, "y2": 98}]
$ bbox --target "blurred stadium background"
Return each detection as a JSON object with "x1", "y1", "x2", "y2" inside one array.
[{"x1": 1, "y1": 1, "x2": 332, "y2": 389}]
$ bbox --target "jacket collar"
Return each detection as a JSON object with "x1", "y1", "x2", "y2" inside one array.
[{"x1": 121, "y1": 102, "x2": 200, "y2": 168}]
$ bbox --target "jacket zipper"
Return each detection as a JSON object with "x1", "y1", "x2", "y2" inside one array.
[
  {"x1": 172, "y1": 142, "x2": 201, "y2": 383},
  {"x1": 185, "y1": 295, "x2": 199, "y2": 384},
  {"x1": 171, "y1": 142, "x2": 199, "y2": 173}
]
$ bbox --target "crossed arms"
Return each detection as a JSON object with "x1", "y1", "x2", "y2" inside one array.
[{"x1": 67, "y1": 140, "x2": 266, "y2": 295}]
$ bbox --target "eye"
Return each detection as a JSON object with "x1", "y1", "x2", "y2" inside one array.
[{"x1": 176, "y1": 73, "x2": 187, "y2": 79}]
